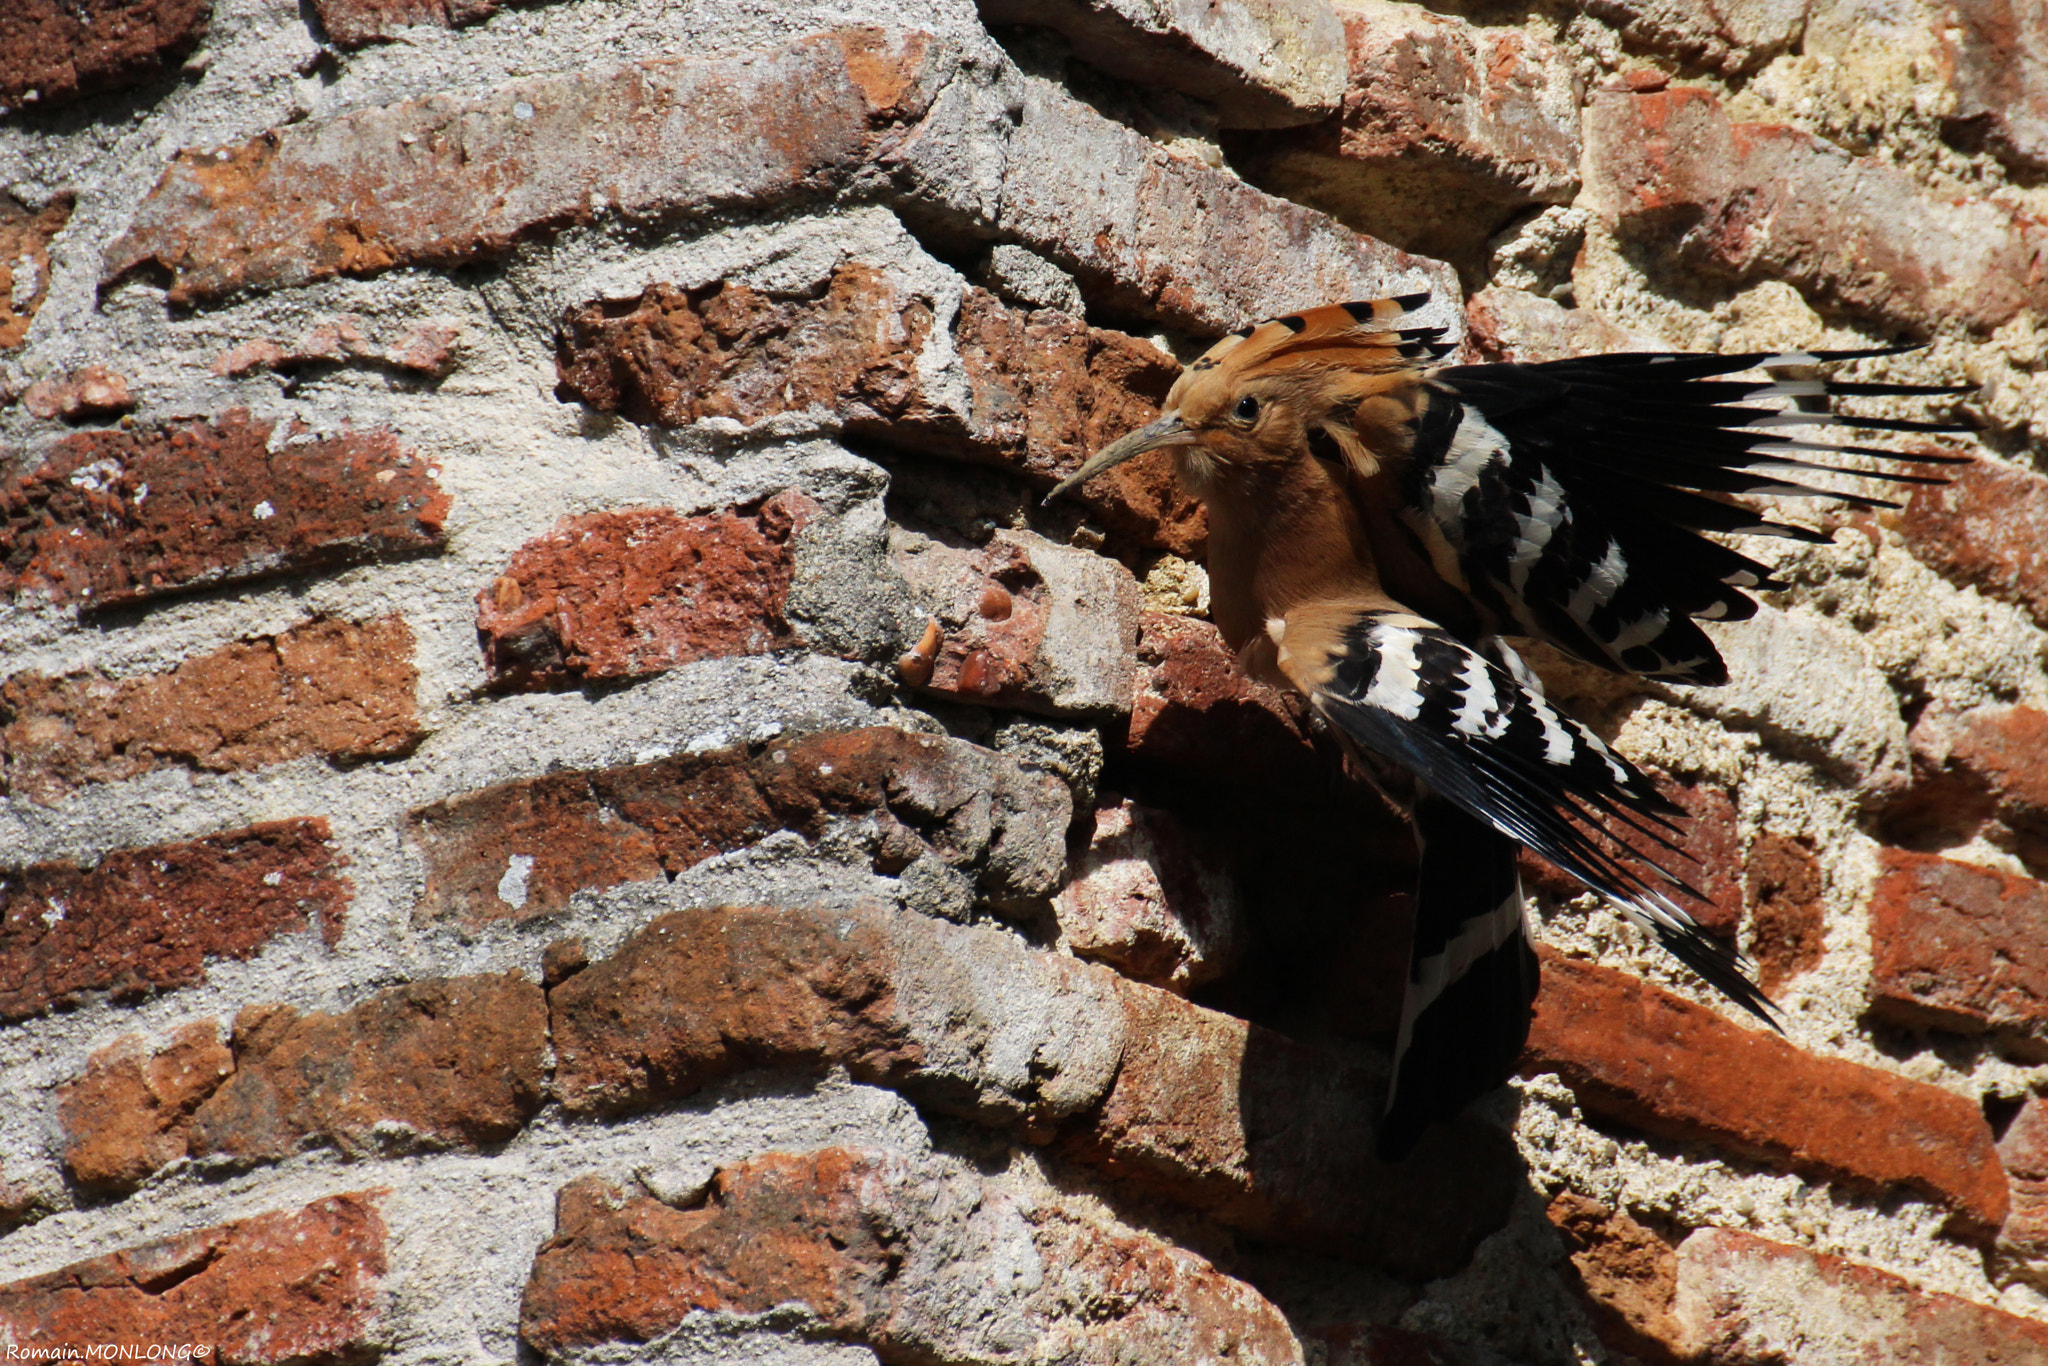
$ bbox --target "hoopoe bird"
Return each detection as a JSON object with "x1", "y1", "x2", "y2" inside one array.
[{"x1": 1050, "y1": 296, "x2": 1973, "y2": 1160}]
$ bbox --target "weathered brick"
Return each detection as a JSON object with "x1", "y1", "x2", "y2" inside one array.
[
  {"x1": 1054, "y1": 798, "x2": 1241, "y2": 993},
  {"x1": 892, "y1": 528, "x2": 1143, "y2": 717},
  {"x1": 521, "y1": 1148, "x2": 1302, "y2": 1364},
  {"x1": 1545, "y1": 1191, "x2": 1683, "y2": 1364},
  {"x1": 312, "y1": 0, "x2": 499, "y2": 47},
  {"x1": 1523, "y1": 952, "x2": 2009, "y2": 1237},
  {"x1": 0, "y1": 192, "x2": 72, "y2": 350},
  {"x1": 212, "y1": 314, "x2": 460, "y2": 379},
  {"x1": 0, "y1": 820, "x2": 348, "y2": 1024},
  {"x1": 1675, "y1": 1227, "x2": 2048, "y2": 1361},
  {"x1": 408, "y1": 726, "x2": 1068, "y2": 928},
  {"x1": 60, "y1": 1020, "x2": 233, "y2": 1192},
  {"x1": 1869, "y1": 847, "x2": 2048, "y2": 1045},
  {"x1": 550, "y1": 904, "x2": 1122, "y2": 1135},
  {"x1": 1997, "y1": 1095, "x2": 2048, "y2": 1284},
  {"x1": 0, "y1": 0, "x2": 208, "y2": 112},
  {"x1": 102, "y1": 29, "x2": 950, "y2": 305},
  {"x1": 1123, "y1": 611, "x2": 1323, "y2": 795},
  {"x1": 186, "y1": 972, "x2": 546, "y2": 1167},
  {"x1": 1062, "y1": 977, "x2": 1520, "y2": 1278},
  {"x1": 0, "y1": 1193, "x2": 387, "y2": 1363},
  {"x1": 2, "y1": 616, "x2": 423, "y2": 803},
  {"x1": 1900, "y1": 460, "x2": 2048, "y2": 630},
  {"x1": 1583, "y1": 83, "x2": 2048, "y2": 333},
  {"x1": 1465, "y1": 286, "x2": 1661, "y2": 365},
  {"x1": 21, "y1": 365, "x2": 133, "y2": 423},
  {"x1": 1746, "y1": 831, "x2": 1825, "y2": 994},
  {"x1": 477, "y1": 497, "x2": 806, "y2": 692},
  {"x1": 1941, "y1": 0, "x2": 2048, "y2": 176},
  {"x1": 1899, "y1": 704, "x2": 2048, "y2": 866},
  {"x1": 0, "y1": 410, "x2": 448, "y2": 608},
  {"x1": 1230, "y1": 0, "x2": 1581, "y2": 268},
  {"x1": 978, "y1": 0, "x2": 1345, "y2": 128},
  {"x1": 1578, "y1": 0, "x2": 1809, "y2": 75},
  {"x1": 554, "y1": 262, "x2": 1204, "y2": 554}
]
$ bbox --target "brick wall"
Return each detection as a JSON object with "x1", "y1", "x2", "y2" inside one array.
[{"x1": 0, "y1": 0, "x2": 2044, "y2": 1362}]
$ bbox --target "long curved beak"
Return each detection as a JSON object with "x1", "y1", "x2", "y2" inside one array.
[{"x1": 1043, "y1": 412, "x2": 1196, "y2": 505}]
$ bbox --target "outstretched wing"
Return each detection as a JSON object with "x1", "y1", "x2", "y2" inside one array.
[{"x1": 1388, "y1": 348, "x2": 1970, "y2": 684}]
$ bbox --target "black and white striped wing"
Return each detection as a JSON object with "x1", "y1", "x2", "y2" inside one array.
[
  {"x1": 1312, "y1": 612, "x2": 1771, "y2": 1024},
  {"x1": 1397, "y1": 349, "x2": 1970, "y2": 685}
]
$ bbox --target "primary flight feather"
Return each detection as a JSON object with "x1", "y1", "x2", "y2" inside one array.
[{"x1": 1050, "y1": 295, "x2": 1973, "y2": 1160}]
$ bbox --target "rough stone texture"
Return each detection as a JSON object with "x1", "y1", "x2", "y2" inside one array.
[
  {"x1": 1063, "y1": 977, "x2": 1521, "y2": 1278},
  {"x1": 1675, "y1": 1227, "x2": 2048, "y2": 1362},
  {"x1": 59, "y1": 1021, "x2": 233, "y2": 1192},
  {"x1": 891, "y1": 527, "x2": 1143, "y2": 717},
  {"x1": 21, "y1": 365, "x2": 133, "y2": 423},
  {"x1": 1231, "y1": 0, "x2": 1581, "y2": 270},
  {"x1": 520, "y1": 1147, "x2": 1303, "y2": 1364},
  {"x1": 1311, "y1": 1325, "x2": 1522, "y2": 1365},
  {"x1": 551, "y1": 904, "x2": 1124, "y2": 1134},
  {"x1": 0, "y1": 820, "x2": 348, "y2": 1023},
  {"x1": 1465, "y1": 286, "x2": 1655, "y2": 364},
  {"x1": 2, "y1": 615, "x2": 423, "y2": 803},
  {"x1": 1546, "y1": 1191, "x2": 1683, "y2": 1364},
  {"x1": 1523, "y1": 952, "x2": 2010, "y2": 1238},
  {"x1": 186, "y1": 972, "x2": 547, "y2": 1168},
  {"x1": 1999, "y1": 1097, "x2": 2048, "y2": 1286},
  {"x1": 0, "y1": 410, "x2": 448, "y2": 609},
  {"x1": 1582, "y1": 82, "x2": 2048, "y2": 334},
  {"x1": 0, "y1": 1193, "x2": 387, "y2": 1362},
  {"x1": 211, "y1": 314, "x2": 461, "y2": 379},
  {"x1": 979, "y1": 0, "x2": 1345, "y2": 128},
  {"x1": 0, "y1": 192, "x2": 73, "y2": 350},
  {"x1": 408, "y1": 725, "x2": 1069, "y2": 927},
  {"x1": 477, "y1": 497, "x2": 807, "y2": 692},
  {"x1": 555, "y1": 263, "x2": 1205, "y2": 555},
  {"x1": 1579, "y1": 0, "x2": 1810, "y2": 74},
  {"x1": 1869, "y1": 848, "x2": 2048, "y2": 1045},
  {"x1": 1897, "y1": 704, "x2": 2048, "y2": 871},
  {"x1": 1900, "y1": 460, "x2": 2048, "y2": 631},
  {"x1": 102, "y1": 29, "x2": 952, "y2": 305},
  {"x1": 312, "y1": 0, "x2": 500, "y2": 48},
  {"x1": 1122, "y1": 611, "x2": 1324, "y2": 795},
  {"x1": 1745, "y1": 831, "x2": 1825, "y2": 994},
  {"x1": 0, "y1": 0, "x2": 209, "y2": 112},
  {"x1": 1054, "y1": 797, "x2": 1241, "y2": 992},
  {"x1": 1941, "y1": 0, "x2": 2048, "y2": 176}
]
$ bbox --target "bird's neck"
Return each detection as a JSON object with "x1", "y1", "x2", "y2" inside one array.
[{"x1": 1201, "y1": 460, "x2": 1383, "y2": 657}]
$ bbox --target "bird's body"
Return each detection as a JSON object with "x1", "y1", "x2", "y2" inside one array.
[{"x1": 1053, "y1": 296, "x2": 1973, "y2": 1160}]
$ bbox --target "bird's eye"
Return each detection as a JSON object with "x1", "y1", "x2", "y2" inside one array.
[{"x1": 1233, "y1": 395, "x2": 1260, "y2": 424}]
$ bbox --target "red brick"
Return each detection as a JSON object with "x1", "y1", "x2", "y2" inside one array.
[
  {"x1": 0, "y1": 410, "x2": 448, "y2": 609},
  {"x1": 0, "y1": 192, "x2": 72, "y2": 350},
  {"x1": 408, "y1": 725, "x2": 1066, "y2": 927},
  {"x1": 0, "y1": 1193, "x2": 387, "y2": 1363},
  {"x1": 554, "y1": 263, "x2": 1203, "y2": 555},
  {"x1": 0, "y1": 820, "x2": 348, "y2": 1024},
  {"x1": 1675, "y1": 1226, "x2": 2048, "y2": 1361},
  {"x1": 1902, "y1": 705, "x2": 2048, "y2": 861},
  {"x1": 477, "y1": 497, "x2": 806, "y2": 691},
  {"x1": 185, "y1": 972, "x2": 546, "y2": 1167},
  {"x1": 1518, "y1": 770, "x2": 1742, "y2": 941},
  {"x1": 1869, "y1": 848, "x2": 2048, "y2": 1043},
  {"x1": 212, "y1": 314, "x2": 460, "y2": 379},
  {"x1": 1229, "y1": 2, "x2": 1581, "y2": 268},
  {"x1": 1746, "y1": 831, "x2": 1825, "y2": 994},
  {"x1": 1584, "y1": 83, "x2": 2048, "y2": 333},
  {"x1": 979, "y1": 0, "x2": 1343, "y2": 129},
  {"x1": 1996, "y1": 1095, "x2": 2048, "y2": 1278},
  {"x1": 1578, "y1": 0, "x2": 1808, "y2": 74},
  {"x1": 102, "y1": 29, "x2": 948, "y2": 306},
  {"x1": 2, "y1": 616, "x2": 424, "y2": 803},
  {"x1": 521, "y1": 1148, "x2": 1300, "y2": 1361},
  {"x1": 0, "y1": 0, "x2": 208, "y2": 112},
  {"x1": 311, "y1": 0, "x2": 498, "y2": 47},
  {"x1": 1054, "y1": 798, "x2": 1242, "y2": 992},
  {"x1": 1900, "y1": 461, "x2": 2048, "y2": 630},
  {"x1": 1123, "y1": 611, "x2": 1323, "y2": 794},
  {"x1": 60, "y1": 1020, "x2": 233, "y2": 1192},
  {"x1": 1545, "y1": 1191, "x2": 1683, "y2": 1364},
  {"x1": 21, "y1": 365, "x2": 133, "y2": 423},
  {"x1": 1062, "y1": 978, "x2": 1521, "y2": 1278},
  {"x1": 1523, "y1": 952, "x2": 2009, "y2": 1238},
  {"x1": 1942, "y1": 0, "x2": 2048, "y2": 176}
]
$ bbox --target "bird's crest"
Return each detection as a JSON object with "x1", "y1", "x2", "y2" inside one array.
[{"x1": 1175, "y1": 293, "x2": 1453, "y2": 395}]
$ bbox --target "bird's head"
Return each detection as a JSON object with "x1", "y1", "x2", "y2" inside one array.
[{"x1": 1046, "y1": 295, "x2": 1453, "y2": 505}]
